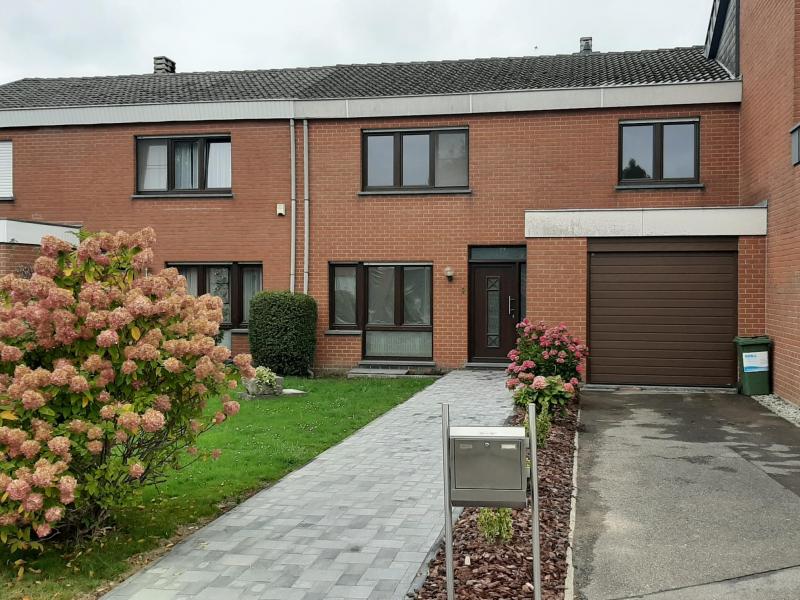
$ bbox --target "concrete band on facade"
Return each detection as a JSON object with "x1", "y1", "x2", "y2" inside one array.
[
  {"x1": 524, "y1": 206, "x2": 767, "y2": 238},
  {"x1": 0, "y1": 80, "x2": 743, "y2": 128},
  {"x1": 0, "y1": 218, "x2": 80, "y2": 245}
]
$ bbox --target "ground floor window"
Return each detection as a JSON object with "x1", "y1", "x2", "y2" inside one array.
[
  {"x1": 169, "y1": 262, "x2": 263, "y2": 335},
  {"x1": 330, "y1": 263, "x2": 433, "y2": 359}
]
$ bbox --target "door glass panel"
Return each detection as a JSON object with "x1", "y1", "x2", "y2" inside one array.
[
  {"x1": 663, "y1": 123, "x2": 696, "y2": 179},
  {"x1": 365, "y1": 331, "x2": 432, "y2": 358},
  {"x1": 174, "y1": 140, "x2": 200, "y2": 189},
  {"x1": 486, "y1": 276, "x2": 500, "y2": 348},
  {"x1": 333, "y1": 265, "x2": 358, "y2": 326},
  {"x1": 621, "y1": 125, "x2": 653, "y2": 179},
  {"x1": 401, "y1": 134, "x2": 430, "y2": 186},
  {"x1": 367, "y1": 266, "x2": 395, "y2": 324},
  {"x1": 366, "y1": 135, "x2": 394, "y2": 187},
  {"x1": 403, "y1": 266, "x2": 431, "y2": 325},
  {"x1": 206, "y1": 266, "x2": 231, "y2": 323}
]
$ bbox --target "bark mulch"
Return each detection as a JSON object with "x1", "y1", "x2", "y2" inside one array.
[{"x1": 414, "y1": 401, "x2": 578, "y2": 600}]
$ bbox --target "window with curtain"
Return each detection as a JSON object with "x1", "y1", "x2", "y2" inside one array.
[
  {"x1": 136, "y1": 136, "x2": 232, "y2": 194},
  {"x1": 329, "y1": 263, "x2": 433, "y2": 359},
  {"x1": 362, "y1": 128, "x2": 468, "y2": 191},
  {"x1": 171, "y1": 262, "x2": 262, "y2": 329},
  {"x1": 0, "y1": 141, "x2": 12, "y2": 199}
]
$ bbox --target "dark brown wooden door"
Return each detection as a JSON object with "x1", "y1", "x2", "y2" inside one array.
[
  {"x1": 470, "y1": 264, "x2": 518, "y2": 361},
  {"x1": 589, "y1": 246, "x2": 738, "y2": 386}
]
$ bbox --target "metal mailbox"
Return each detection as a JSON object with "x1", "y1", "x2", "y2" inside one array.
[{"x1": 448, "y1": 426, "x2": 528, "y2": 508}]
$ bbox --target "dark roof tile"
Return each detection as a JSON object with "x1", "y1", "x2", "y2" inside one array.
[{"x1": 0, "y1": 47, "x2": 732, "y2": 110}]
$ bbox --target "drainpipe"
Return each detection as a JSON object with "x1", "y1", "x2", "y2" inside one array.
[
  {"x1": 289, "y1": 119, "x2": 297, "y2": 293},
  {"x1": 302, "y1": 119, "x2": 310, "y2": 294}
]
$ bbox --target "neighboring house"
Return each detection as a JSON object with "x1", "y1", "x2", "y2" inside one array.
[{"x1": 0, "y1": 2, "x2": 795, "y2": 402}]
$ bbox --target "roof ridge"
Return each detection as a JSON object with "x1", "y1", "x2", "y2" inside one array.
[{"x1": 2, "y1": 45, "x2": 709, "y2": 86}]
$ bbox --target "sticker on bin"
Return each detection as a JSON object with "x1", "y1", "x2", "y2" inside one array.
[{"x1": 743, "y1": 351, "x2": 769, "y2": 373}]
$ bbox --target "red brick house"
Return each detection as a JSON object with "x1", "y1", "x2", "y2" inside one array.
[{"x1": 0, "y1": 2, "x2": 797, "y2": 400}]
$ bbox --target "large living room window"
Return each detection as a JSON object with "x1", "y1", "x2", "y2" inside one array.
[
  {"x1": 329, "y1": 263, "x2": 433, "y2": 359},
  {"x1": 362, "y1": 128, "x2": 468, "y2": 192},
  {"x1": 618, "y1": 120, "x2": 699, "y2": 186},
  {"x1": 170, "y1": 263, "x2": 262, "y2": 331},
  {"x1": 136, "y1": 136, "x2": 231, "y2": 195}
]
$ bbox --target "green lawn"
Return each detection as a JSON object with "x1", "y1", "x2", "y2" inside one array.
[{"x1": 1, "y1": 376, "x2": 434, "y2": 600}]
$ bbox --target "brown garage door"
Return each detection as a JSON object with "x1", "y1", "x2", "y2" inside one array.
[{"x1": 589, "y1": 238, "x2": 737, "y2": 387}]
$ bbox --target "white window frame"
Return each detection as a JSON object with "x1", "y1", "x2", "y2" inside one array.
[{"x1": 0, "y1": 141, "x2": 12, "y2": 199}]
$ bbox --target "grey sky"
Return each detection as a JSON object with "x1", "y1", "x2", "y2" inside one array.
[{"x1": 0, "y1": 0, "x2": 714, "y2": 83}]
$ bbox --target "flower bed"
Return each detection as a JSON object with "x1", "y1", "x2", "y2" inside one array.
[{"x1": 415, "y1": 402, "x2": 578, "y2": 600}]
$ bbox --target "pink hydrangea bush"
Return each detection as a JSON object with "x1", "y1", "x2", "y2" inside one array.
[
  {"x1": 506, "y1": 319, "x2": 588, "y2": 413},
  {"x1": 0, "y1": 228, "x2": 255, "y2": 553}
]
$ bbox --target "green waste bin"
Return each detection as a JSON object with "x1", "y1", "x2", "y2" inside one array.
[{"x1": 733, "y1": 336, "x2": 772, "y2": 396}]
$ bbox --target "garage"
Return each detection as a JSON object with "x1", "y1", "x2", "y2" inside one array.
[{"x1": 588, "y1": 237, "x2": 738, "y2": 387}]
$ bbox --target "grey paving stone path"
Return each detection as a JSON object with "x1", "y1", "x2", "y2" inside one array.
[{"x1": 104, "y1": 370, "x2": 512, "y2": 600}]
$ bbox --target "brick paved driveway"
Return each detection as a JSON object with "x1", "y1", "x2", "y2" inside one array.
[{"x1": 104, "y1": 370, "x2": 512, "y2": 600}]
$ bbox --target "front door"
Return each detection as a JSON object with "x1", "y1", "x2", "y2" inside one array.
[{"x1": 469, "y1": 263, "x2": 519, "y2": 361}]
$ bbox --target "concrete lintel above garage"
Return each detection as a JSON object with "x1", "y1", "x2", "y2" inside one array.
[
  {"x1": 0, "y1": 218, "x2": 81, "y2": 245},
  {"x1": 524, "y1": 206, "x2": 767, "y2": 238}
]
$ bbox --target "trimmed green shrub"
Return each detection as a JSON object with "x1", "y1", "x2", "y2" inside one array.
[
  {"x1": 477, "y1": 508, "x2": 513, "y2": 544},
  {"x1": 249, "y1": 291, "x2": 317, "y2": 375}
]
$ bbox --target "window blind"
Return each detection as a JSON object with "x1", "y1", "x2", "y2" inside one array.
[{"x1": 0, "y1": 141, "x2": 12, "y2": 198}]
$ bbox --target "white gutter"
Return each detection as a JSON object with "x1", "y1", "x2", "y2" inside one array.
[
  {"x1": 0, "y1": 80, "x2": 742, "y2": 129},
  {"x1": 289, "y1": 118, "x2": 297, "y2": 293},
  {"x1": 302, "y1": 119, "x2": 310, "y2": 294}
]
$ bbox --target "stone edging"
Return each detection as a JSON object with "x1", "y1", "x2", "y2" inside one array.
[
  {"x1": 563, "y1": 408, "x2": 580, "y2": 600},
  {"x1": 752, "y1": 394, "x2": 800, "y2": 428}
]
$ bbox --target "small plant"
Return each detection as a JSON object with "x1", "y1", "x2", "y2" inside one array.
[
  {"x1": 251, "y1": 365, "x2": 278, "y2": 393},
  {"x1": 249, "y1": 291, "x2": 317, "y2": 376},
  {"x1": 523, "y1": 399, "x2": 551, "y2": 448},
  {"x1": 477, "y1": 508, "x2": 514, "y2": 544},
  {"x1": 512, "y1": 374, "x2": 573, "y2": 415}
]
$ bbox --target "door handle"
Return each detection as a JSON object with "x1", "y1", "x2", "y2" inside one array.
[{"x1": 508, "y1": 296, "x2": 515, "y2": 317}]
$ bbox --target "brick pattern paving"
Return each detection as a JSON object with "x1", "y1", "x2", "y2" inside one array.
[{"x1": 104, "y1": 370, "x2": 512, "y2": 600}]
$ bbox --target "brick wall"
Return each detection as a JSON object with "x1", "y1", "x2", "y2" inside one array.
[
  {"x1": 0, "y1": 243, "x2": 40, "y2": 277},
  {"x1": 0, "y1": 102, "x2": 744, "y2": 372},
  {"x1": 739, "y1": 0, "x2": 800, "y2": 402},
  {"x1": 0, "y1": 120, "x2": 293, "y2": 292},
  {"x1": 738, "y1": 236, "x2": 767, "y2": 336},
  {"x1": 305, "y1": 105, "x2": 741, "y2": 369}
]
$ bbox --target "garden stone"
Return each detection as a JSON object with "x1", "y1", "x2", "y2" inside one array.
[{"x1": 244, "y1": 375, "x2": 284, "y2": 397}]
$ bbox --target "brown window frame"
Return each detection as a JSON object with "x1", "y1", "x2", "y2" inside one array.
[
  {"x1": 361, "y1": 128, "x2": 469, "y2": 192},
  {"x1": 136, "y1": 135, "x2": 232, "y2": 195},
  {"x1": 329, "y1": 262, "x2": 434, "y2": 359},
  {"x1": 618, "y1": 120, "x2": 700, "y2": 186},
  {"x1": 168, "y1": 262, "x2": 261, "y2": 329}
]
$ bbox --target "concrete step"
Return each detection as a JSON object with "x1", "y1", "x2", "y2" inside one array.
[{"x1": 348, "y1": 367, "x2": 410, "y2": 379}]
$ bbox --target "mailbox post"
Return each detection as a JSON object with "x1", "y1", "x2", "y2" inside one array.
[{"x1": 440, "y1": 403, "x2": 542, "y2": 600}]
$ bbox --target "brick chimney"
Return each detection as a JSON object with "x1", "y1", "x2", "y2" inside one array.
[
  {"x1": 579, "y1": 37, "x2": 593, "y2": 54},
  {"x1": 153, "y1": 56, "x2": 176, "y2": 74}
]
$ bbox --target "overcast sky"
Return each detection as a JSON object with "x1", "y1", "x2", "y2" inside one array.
[{"x1": 0, "y1": 0, "x2": 714, "y2": 83}]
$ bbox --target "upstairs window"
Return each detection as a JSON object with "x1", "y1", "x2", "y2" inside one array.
[
  {"x1": 136, "y1": 136, "x2": 231, "y2": 194},
  {"x1": 0, "y1": 141, "x2": 12, "y2": 199},
  {"x1": 792, "y1": 125, "x2": 800, "y2": 166},
  {"x1": 619, "y1": 120, "x2": 699, "y2": 185},
  {"x1": 362, "y1": 128, "x2": 468, "y2": 191}
]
